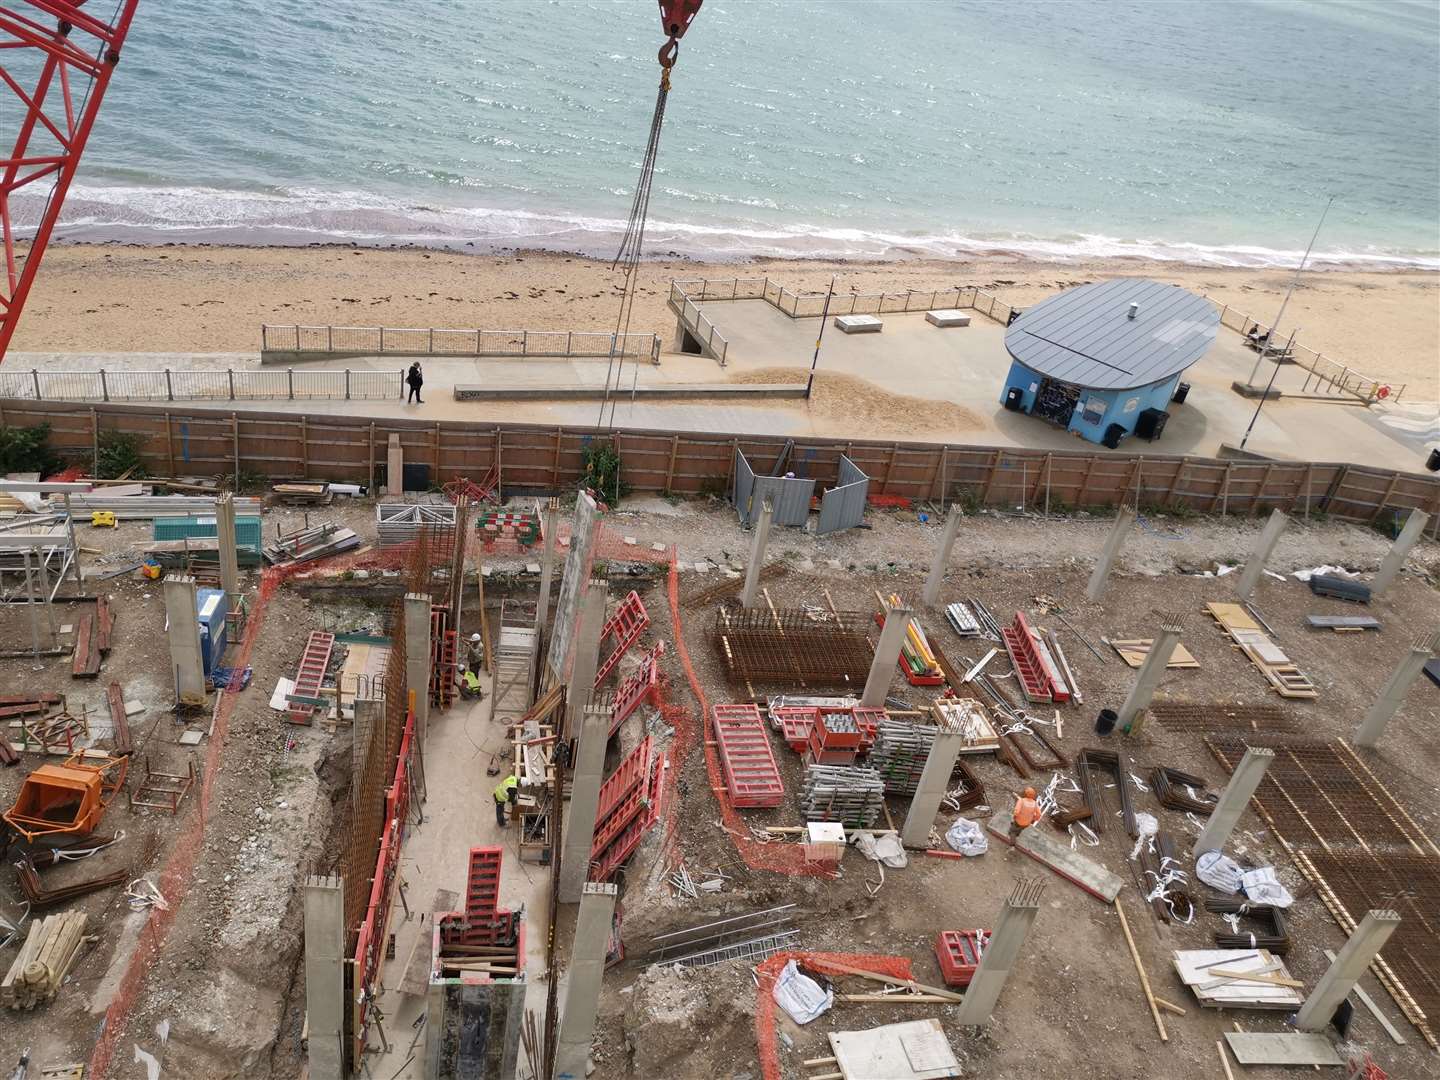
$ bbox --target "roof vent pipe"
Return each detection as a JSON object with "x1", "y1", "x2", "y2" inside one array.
[{"x1": 1127, "y1": 302, "x2": 1139, "y2": 320}]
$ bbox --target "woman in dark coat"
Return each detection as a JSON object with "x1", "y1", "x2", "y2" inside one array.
[{"x1": 406, "y1": 362, "x2": 424, "y2": 404}]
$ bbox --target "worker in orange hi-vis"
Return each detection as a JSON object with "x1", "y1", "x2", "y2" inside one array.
[{"x1": 1011, "y1": 787, "x2": 1042, "y2": 837}]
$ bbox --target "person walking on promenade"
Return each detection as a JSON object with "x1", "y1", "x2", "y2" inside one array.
[{"x1": 406, "y1": 362, "x2": 425, "y2": 404}]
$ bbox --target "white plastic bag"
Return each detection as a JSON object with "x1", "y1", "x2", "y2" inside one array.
[
  {"x1": 1241, "y1": 866, "x2": 1294, "y2": 908},
  {"x1": 772, "y1": 959, "x2": 832, "y2": 1025},
  {"x1": 856, "y1": 831, "x2": 908, "y2": 868},
  {"x1": 945, "y1": 817, "x2": 988, "y2": 856},
  {"x1": 1195, "y1": 850, "x2": 1243, "y2": 894}
]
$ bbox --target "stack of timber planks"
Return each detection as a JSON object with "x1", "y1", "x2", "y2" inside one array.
[{"x1": 2, "y1": 910, "x2": 90, "y2": 1009}]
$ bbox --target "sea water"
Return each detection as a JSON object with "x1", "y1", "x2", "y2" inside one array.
[{"x1": 18, "y1": 0, "x2": 1440, "y2": 267}]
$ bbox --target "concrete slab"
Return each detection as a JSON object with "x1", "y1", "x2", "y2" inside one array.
[
  {"x1": 368, "y1": 690, "x2": 550, "y2": 1080},
  {"x1": 835, "y1": 314, "x2": 884, "y2": 334},
  {"x1": 1222, "y1": 1033, "x2": 1343, "y2": 1067},
  {"x1": 925, "y1": 310, "x2": 971, "y2": 327},
  {"x1": 986, "y1": 809, "x2": 1123, "y2": 902}
]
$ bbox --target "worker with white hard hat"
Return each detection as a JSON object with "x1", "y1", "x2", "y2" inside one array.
[{"x1": 466, "y1": 631, "x2": 484, "y2": 672}]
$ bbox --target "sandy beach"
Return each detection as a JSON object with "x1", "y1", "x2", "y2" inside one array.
[{"x1": 8, "y1": 244, "x2": 1438, "y2": 400}]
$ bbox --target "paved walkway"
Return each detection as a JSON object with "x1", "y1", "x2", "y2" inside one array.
[{"x1": 7, "y1": 314, "x2": 1435, "y2": 467}]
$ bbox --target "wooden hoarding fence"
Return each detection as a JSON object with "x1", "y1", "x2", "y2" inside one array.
[{"x1": 1, "y1": 399, "x2": 1437, "y2": 538}]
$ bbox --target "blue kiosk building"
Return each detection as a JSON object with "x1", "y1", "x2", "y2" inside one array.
[{"x1": 1000, "y1": 278, "x2": 1219, "y2": 447}]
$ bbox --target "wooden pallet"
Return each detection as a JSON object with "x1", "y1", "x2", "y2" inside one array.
[{"x1": 1204, "y1": 603, "x2": 1317, "y2": 699}]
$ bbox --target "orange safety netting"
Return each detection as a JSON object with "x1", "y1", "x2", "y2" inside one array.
[
  {"x1": 87, "y1": 561, "x2": 285, "y2": 1078},
  {"x1": 664, "y1": 555, "x2": 831, "y2": 878},
  {"x1": 753, "y1": 952, "x2": 916, "y2": 1080}
]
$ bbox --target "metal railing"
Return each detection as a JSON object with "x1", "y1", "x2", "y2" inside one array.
[
  {"x1": 676, "y1": 296, "x2": 729, "y2": 365},
  {"x1": 0, "y1": 367, "x2": 403, "y2": 402},
  {"x1": 261, "y1": 324, "x2": 660, "y2": 363},
  {"x1": 668, "y1": 277, "x2": 1016, "y2": 345},
  {"x1": 1211, "y1": 301, "x2": 1404, "y2": 404}
]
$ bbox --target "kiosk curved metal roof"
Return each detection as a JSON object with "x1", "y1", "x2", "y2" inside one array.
[{"x1": 1005, "y1": 278, "x2": 1219, "y2": 390}]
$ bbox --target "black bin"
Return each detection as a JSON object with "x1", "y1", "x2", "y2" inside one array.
[
  {"x1": 1095, "y1": 709, "x2": 1118, "y2": 736},
  {"x1": 1135, "y1": 407, "x2": 1169, "y2": 441},
  {"x1": 1004, "y1": 386, "x2": 1023, "y2": 412},
  {"x1": 1427, "y1": 448, "x2": 1440, "y2": 472},
  {"x1": 1101, "y1": 423, "x2": 1126, "y2": 449},
  {"x1": 1172, "y1": 381, "x2": 1191, "y2": 404}
]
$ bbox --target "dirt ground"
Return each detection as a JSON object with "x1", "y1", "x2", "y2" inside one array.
[
  {"x1": 584, "y1": 501, "x2": 1440, "y2": 1080},
  {"x1": 1, "y1": 490, "x2": 1437, "y2": 1079}
]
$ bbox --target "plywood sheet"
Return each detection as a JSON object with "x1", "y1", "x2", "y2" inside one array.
[
  {"x1": 829, "y1": 1019, "x2": 960, "y2": 1080},
  {"x1": 1223, "y1": 1032, "x2": 1342, "y2": 1066},
  {"x1": 1111, "y1": 639, "x2": 1199, "y2": 669}
]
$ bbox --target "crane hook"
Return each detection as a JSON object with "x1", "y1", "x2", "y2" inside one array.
[{"x1": 658, "y1": 36, "x2": 679, "y2": 69}]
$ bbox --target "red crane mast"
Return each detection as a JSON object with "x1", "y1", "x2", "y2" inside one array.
[{"x1": 0, "y1": 0, "x2": 140, "y2": 362}]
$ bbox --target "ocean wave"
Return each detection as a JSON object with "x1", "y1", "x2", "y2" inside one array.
[{"x1": 19, "y1": 182, "x2": 1440, "y2": 271}]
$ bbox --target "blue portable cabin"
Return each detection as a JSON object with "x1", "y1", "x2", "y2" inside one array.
[
  {"x1": 999, "y1": 279, "x2": 1218, "y2": 447},
  {"x1": 196, "y1": 587, "x2": 230, "y2": 676}
]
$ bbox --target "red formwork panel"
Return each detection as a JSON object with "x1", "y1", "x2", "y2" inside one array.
[
  {"x1": 591, "y1": 737, "x2": 654, "y2": 858},
  {"x1": 287, "y1": 630, "x2": 335, "y2": 725},
  {"x1": 609, "y1": 642, "x2": 664, "y2": 737},
  {"x1": 1001, "y1": 611, "x2": 1069, "y2": 704},
  {"x1": 712, "y1": 704, "x2": 784, "y2": 808},
  {"x1": 596, "y1": 590, "x2": 651, "y2": 687},
  {"x1": 935, "y1": 929, "x2": 990, "y2": 987},
  {"x1": 773, "y1": 706, "x2": 819, "y2": 753},
  {"x1": 851, "y1": 706, "x2": 885, "y2": 750},
  {"x1": 465, "y1": 846, "x2": 502, "y2": 923},
  {"x1": 591, "y1": 756, "x2": 665, "y2": 882}
]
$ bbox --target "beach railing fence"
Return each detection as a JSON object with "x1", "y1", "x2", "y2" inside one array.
[
  {"x1": 1211, "y1": 301, "x2": 1403, "y2": 404},
  {"x1": 261, "y1": 324, "x2": 661, "y2": 364},
  {"x1": 0, "y1": 367, "x2": 404, "y2": 403},
  {"x1": 669, "y1": 277, "x2": 1016, "y2": 329}
]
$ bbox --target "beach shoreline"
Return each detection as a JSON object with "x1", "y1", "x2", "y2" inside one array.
[{"x1": 10, "y1": 242, "x2": 1438, "y2": 399}]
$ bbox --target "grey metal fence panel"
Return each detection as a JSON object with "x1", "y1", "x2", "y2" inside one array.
[
  {"x1": 735, "y1": 449, "x2": 817, "y2": 527},
  {"x1": 733, "y1": 449, "x2": 756, "y2": 524},
  {"x1": 817, "y1": 455, "x2": 869, "y2": 535}
]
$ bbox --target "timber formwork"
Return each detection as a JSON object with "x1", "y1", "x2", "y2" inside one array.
[
  {"x1": 710, "y1": 606, "x2": 872, "y2": 688},
  {"x1": 1207, "y1": 735, "x2": 1440, "y2": 1049}
]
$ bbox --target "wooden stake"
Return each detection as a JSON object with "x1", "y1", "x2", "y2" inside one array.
[
  {"x1": 1115, "y1": 894, "x2": 1167, "y2": 1042},
  {"x1": 1217, "y1": 1040, "x2": 1236, "y2": 1080}
]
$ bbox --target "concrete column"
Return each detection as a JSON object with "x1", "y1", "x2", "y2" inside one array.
[
  {"x1": 535, "y1": 497, "x2": 559, "y2": 638},
  {"x1": 922, "y1": 506, "x2": 963, "y2": 607},
  {"x1": 1194, "y1": 746, "x2": 1275, "y2": 853},
  {"x1": 558, "y1": 585, "x2": 608, "y2": 903},
  {"x1": 1295, "y1": 910, "x2": 1401, "y2": 1033},
  {"x1": 405, "y1": 591, "x2": 432, "y2": 739},
  {"x1": 1117, "y1": 616, "x2": 1182, "y2": 735},
  {"x1": 386, "y1": 433, "x2": 404, "y2": 495},
  {"x1": 1355, "y1": 630, "x2": 1440, "y2": 748},
  {"x1": 953, "y1": 879, "x2": 1045, "y2": 1025},
  {"x1": 862, "y1": 601, "x2": 911, "y2": 708},
  {"x1": 164, "y1": 574, "x2": 206, "y2": 705},
  {"x1": 1235, "y1": 508, "x2": 1289, "y2": 601},
  {"x1": 900, "y1": 723, "x2": 965, "y2": 848},
  {"x1": 553, "y1": 882, "x2": 619, "y2": 1080},
  {"x1": 1086, "y1": 505, "x2": 1135, "y2": 602},
  {"x1": 739, "y1": 498, "x2": 774, "y2": 609},
  {"x1": 1372, "y1": 510, "x2": 1431, "y2": 597},
  {"x1": 563, "y1": 582, "x2": 608, "y2": 739},
  {"x1": 215, "y1": 491, "x2": 240, "y2": 601},
  {"x1": 303, "y1": 874, "x2": 345, "y2": 1080}
]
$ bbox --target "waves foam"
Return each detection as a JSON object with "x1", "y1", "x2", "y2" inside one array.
[{"x1": 26, "y1": 183, "x2": 1440, "y2": 271}]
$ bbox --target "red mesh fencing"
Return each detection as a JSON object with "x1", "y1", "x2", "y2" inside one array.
[
  {"x1": 87, "y1": 562, "x2": 285, "y2": 1078},
  {"x1": 753, "y1": 952, "x2": 916, "y2": 1080},
  {"x1": 663, "y1": 555, "x2": 830, "y2": 878}
]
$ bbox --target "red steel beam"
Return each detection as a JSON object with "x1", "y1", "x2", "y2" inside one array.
[{"x1": 0, "y1": 1, "x2": 139, "y2": 362}]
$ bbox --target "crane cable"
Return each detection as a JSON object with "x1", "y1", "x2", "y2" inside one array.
[{"x1": 596, "y1": 53, "x2": 676, "y2": 431}]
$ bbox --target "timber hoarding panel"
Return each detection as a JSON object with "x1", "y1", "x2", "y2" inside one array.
[{"x1": 0, "y1": 400, "x2": 1437, "y2": 534}]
